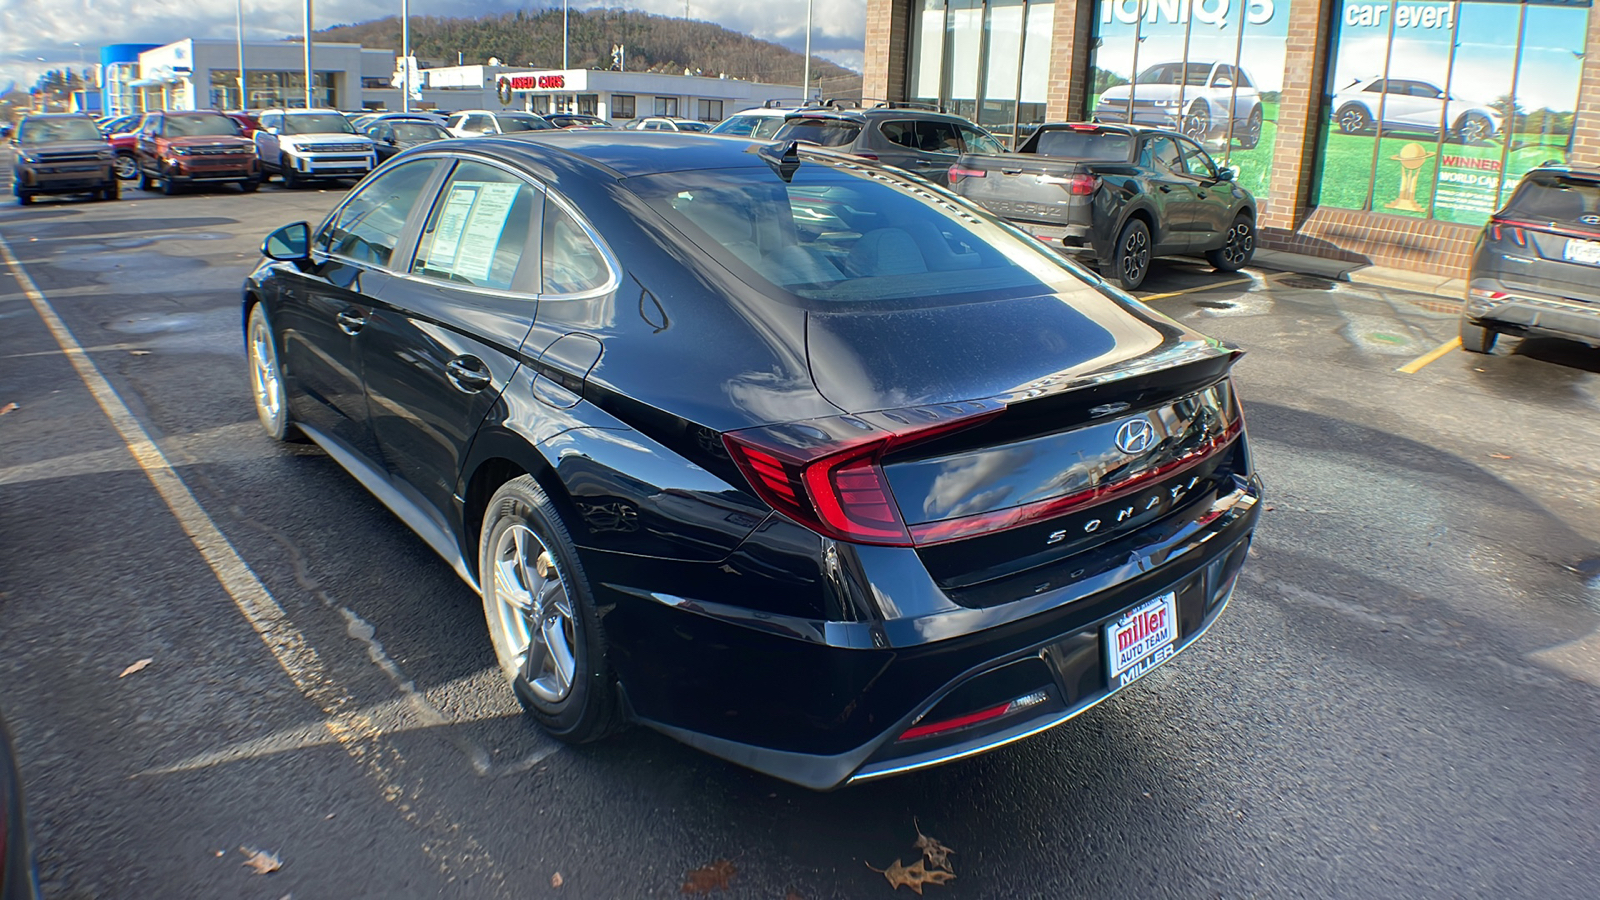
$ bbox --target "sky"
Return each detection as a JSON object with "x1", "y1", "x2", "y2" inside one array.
[{"x1": 0, "y1": 0, "x2": 867, "y2": 93}]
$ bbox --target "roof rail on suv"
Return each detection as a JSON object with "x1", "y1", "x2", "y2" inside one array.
[{"x1": 870, "y1": 100, "x2": 945, "y2": 113}]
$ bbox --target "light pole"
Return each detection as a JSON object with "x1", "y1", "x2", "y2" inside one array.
[
  {"x1": 303, "y1": 0, "x2": 315, "y2": 108},
  {"x1": 402, "y1": 0, "x2": 411, "y2": 112},
  {"x1": 563, "y1": 1, "x2": 570, "y2": 70},
  {"x1": 802, "y1": 0, "x2": 812, "y2": 101},
  {"x1": 236, "y1": 0, "x2": 247, "y2": 110}
]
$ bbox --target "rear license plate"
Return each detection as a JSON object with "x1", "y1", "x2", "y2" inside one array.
[
  {"x1": 1105, "y1": 592, "x2": 1178, "y2": 689},
  {"x1": 1561, "y1": 238, "x2": 1600, "y2": 266}
]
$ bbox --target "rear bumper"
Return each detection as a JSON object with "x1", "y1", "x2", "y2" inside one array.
[
  {"x1": 602, "y1": 473, "x2": 1262, "y2": 789},
  {"x1": 1466, "y1": 281, "x2": 1600, "y2": 344},
  {"x1": 1023, "y1": 222, "x2": 1096, "y2": 254}
]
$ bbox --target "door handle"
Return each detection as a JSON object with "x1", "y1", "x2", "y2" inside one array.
[
  {"x1": 335, "y1": 309, "x2": 366, "y2": 335},
  {"x1": 446, "y1": 356, "x2": 492, "y2": 392},
  {"x1": 1158, "y1": 185, "x2": 1173, "y2": 193}
]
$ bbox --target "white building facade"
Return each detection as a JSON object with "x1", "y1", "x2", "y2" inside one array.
[{"x1": 423, "y1": 66, "x2": 804, "y2": 122}]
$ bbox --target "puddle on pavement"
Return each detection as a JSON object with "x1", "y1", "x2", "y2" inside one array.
[{"x1": 1278, "y1": 274, "x2": 1337, "y2": 291}]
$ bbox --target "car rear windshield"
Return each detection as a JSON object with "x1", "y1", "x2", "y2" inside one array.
[
  {"x1": 391, "y1": 122, "x2": 447, "y2": 141},
  {"x1": 18, "y1": 118, "x2": 101, "y2": 143},
  {"x1": 1505, "y1": 174, "x2": 1600, "y2": 224},
  {"x1": 1030, "y1": 129, "x2": 1133, "y2": 161},
  {"x1": 773, "y1": 118, "x2": 862, "y2": 147},
  {"x1": 497, "y1": 115, "x2": 554, "y2": 132},
  {"x1": 166, "y1": 115, "x2": 241, "y2": 137},
  {"x1": 628, "y1": 155, "x2": 1092, "y2": 308},
  {"x1": 284, "y1": 114, "x2": 356, "y2": 135}
]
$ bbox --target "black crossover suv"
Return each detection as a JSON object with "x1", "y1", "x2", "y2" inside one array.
[
  {"x1": 244, "y1": 132, "x2": 1262, "y2": 789},
  {"x1": 1461, "y1": 164, "x2": 1600, "y2": 353}
]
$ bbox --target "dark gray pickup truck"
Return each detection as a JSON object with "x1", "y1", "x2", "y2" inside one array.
[{"x1": 949, "y1": 122, "x2": 1256, "y2": 290}]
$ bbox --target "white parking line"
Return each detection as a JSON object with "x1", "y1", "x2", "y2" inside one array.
[{"x1": 0, "y1": 232, "x2": 506, "y2": 888}]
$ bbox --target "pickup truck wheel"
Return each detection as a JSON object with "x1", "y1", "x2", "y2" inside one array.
[
  {"x1": 1239, "y1": 108, "x2": 1263, "y2": 150},
  {"x1": 1337, "y1": 104, "x2": 1371, "y2": 135},
  {"x1": 113, "y1": 152, "x2": 138, "y2": 180},
  {"x1": 1460, "y1": 319, "x2": 1498, "y2": 354},
  {"x1": 1182, "y1": 102, "x2": 1211, "y2": 142},
  {"x1": 1113, "y1": 219, "x2": 1152, "y2": 291},
  {"x1": 138, "y1": 170, "x2": 154, "y2": 192},
  {"x1": 1206, "y1": 215, "x2": 1256, "y2": 272}
]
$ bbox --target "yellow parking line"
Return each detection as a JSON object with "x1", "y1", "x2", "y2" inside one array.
[
  {"x1": 1397, "y1": 337, "x2": 1462, "y2": 374},
  {"x1": 1139, "y1": 275, "x2": 1259, "y2": 302}
]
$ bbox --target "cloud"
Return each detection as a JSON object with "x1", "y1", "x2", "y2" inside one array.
[{"x1": 0, "y1": 1, "x2": 865, "y2": 89}]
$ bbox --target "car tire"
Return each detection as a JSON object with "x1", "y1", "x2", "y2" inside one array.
[
  {"x1": 245, "y1": 303, "x2": 302, "y2": 442},
  {"x1": 1337, "y1": 104, "x2": 1372, "y2": 135},
  {"x1": 137, "y1": 170, "x2": 154, "y2": 192},
  {"x1": 160, "y1": 168, "x2": 179, "y2": 196},
  {"x1": 280, "y1": 157, "x2": 299, "y2": 189},
  {"x1": 240, "y1": 178, "x2": 260, "y2": 193},
  {"x1": 1460, "y1": 319, "x2": 1498, "y2": 354},
  {"x1": 16, "y1": 192, "x2": 32, "y2": 207},
  {"x1": 1454, "y1": 113, "x2": 1493, "y2": 145},
  {"x1": 1239, "y1": 108, "x2": 1263, "y2": 150},
  {"x1": 1183, "y1": 102, "x2": 1211, "y2": 142},
  {"x1": 1206, "y1": 214, "x2": 1256, "y2": 272},
  {"x1": 479, "y1": 475, "x2": 624, "y2": 744},
  {"x1": 101, "y1": 181, "x2": 120, "y2": 202},
  {"x1": 113, "y1": 152, "x2": 138, "y2": 180},
  {"x1": 1113, "y1": 218, "x2": 1152, "y2": 291}
]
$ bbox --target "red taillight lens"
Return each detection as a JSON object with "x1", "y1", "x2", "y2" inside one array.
[
  {"x1": 948, "y1": 164, "x2": 987, "y2": 184},
  {"x1": 1489, "y1": 220, "x2": 1527, "y2": 247},
  {"x1": 723, "y1": 402, "x2": 1004, "y2": 546},
  {"x1": 1068, "y1": 173, "x2": 1097, "y2": 196}
]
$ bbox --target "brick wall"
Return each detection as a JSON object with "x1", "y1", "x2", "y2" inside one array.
[
  {"x1": 1263, "y1": 0, "x2": 1337, "y2": 234},
  {"x1": 1570, "y1": 5, "x2": 1600, "y2": 167},
  {"x1": 1044, "y1": 1, "x2": 1096, "y2": 122},
  {"x1": 863, "y1": 0, "x2": 911, "y2": 104}
]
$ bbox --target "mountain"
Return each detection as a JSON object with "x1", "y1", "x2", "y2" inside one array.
[{"x1": 312, "y1": 8, "x2": 862, "y2": 97}]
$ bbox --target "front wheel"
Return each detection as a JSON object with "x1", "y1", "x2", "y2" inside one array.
[
  {"x1": 246, "y1": 303, "x2": 300, "y2": 442},
  {"x1": 137, "y1": 170, "x2": 154, "y2": 192},
  {"x1": 479, "y1": 476, "x2": 624, "y2": 744},
  {"x1": 1455, "y1": 113, "x2": 1493, "y2": 145},
  {"x1": 1112, "y1": 218, "x2": 1152, "y2": 291},
  {"x1": 1206, "y1": 214, "x2": 1256, "y2": 272},
  {"x1": 280, "y1": 157, "x2": 299, "y2": 189},
  {"x1": 1238, "y1": 107, "x2": 1263, "y2": 150},
  {"x1": 1337, "y1": 104, "x2": 1371, "y2": 135},
  {"x1": 113, "y1": 153, "x2": 138, "y2": 180},
  {"x1": 100, "y1": 182, "x2": 120, "y2": 202},
  {"x1": 16, "y1": 192, "x2": 32, "y2": 207},
  {"x1": 1182, "y1": 102, "x2": 1211, "y2": 142},
  {"x1": 239, "y1": 178, "x2": 260, "y2": 194},
  {"x1": 1460, "y1": 319, "x2": 1498, "y2": 354},
  {"x1": 160, "y1": 168, "x2": 179, "y2": 196}
]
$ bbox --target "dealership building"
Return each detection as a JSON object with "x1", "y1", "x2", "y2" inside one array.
[
  {"x1": 864, "y1": 0, "x2": 1600, "y2": 277},
  {"x1": 421, "y1": 65, "x2": 802, "y2": 122}
]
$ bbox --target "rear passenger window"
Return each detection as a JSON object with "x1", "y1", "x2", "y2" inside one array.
[
  {"x1": 318, "y1": 160, "x2": 439, "y2": 267},
  {"x1": 542, "y1": 201, "x2": 611, "y2": 295},
  {"x1": 413, "y1": 161, "x2": 540, "y2": 291}
]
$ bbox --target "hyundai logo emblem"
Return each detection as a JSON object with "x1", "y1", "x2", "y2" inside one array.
[
  {"x1": 1582, "y1": 214, "x2": 1600, "y2": 226},
  {"x1": 1115, "y1": 419, "x2": 1156, "y2": 455}
]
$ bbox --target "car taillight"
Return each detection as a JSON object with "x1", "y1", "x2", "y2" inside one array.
[
  {"x1": 1489, "y1": 220, "x2": 1527, "y2": 247},
  {"x1": 948, "y1": 164, "x2": 987, "y2": 184},
  {"x1": 898, "y1": 689, "x2": 1052, "y2": 742},
  {"x1": 855, "y1": 152, "x2": 879, "y2": 161},
  {"x1": 723, "y1": 402, "x2": 1005, "y2": 546}
]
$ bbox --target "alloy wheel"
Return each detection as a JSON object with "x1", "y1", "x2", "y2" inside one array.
[
  {"x1": 248, "y1": 311, "x2": 285, "y2": 433},
  {"x1": 1183, "y1": 104, "x2": 1211, "y2": 141},
  {"x1": 489, "y1": 523, "x2": 578, "y2": 703},
  {"x1": 1121, "y1": 228, "x2": 1150, "y2": 285},
  {"x1": 113, "y1": 154, "x2": 137, "y2": 180},
  {"x1": 1221, "y1": 221, "x2": 1255, "y2": 267}
]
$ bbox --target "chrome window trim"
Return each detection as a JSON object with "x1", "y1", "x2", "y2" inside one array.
[{"x1": 538, "y1": 188, "x2": 623, "y2": 301}]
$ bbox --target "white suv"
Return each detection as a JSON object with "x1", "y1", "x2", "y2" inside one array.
[
  {"x1": 709, "y1": 103, "x2": 810, "y2": 139},
  {"x1": 253, "y1": 109, "x2": 377, "y2": 188},
  {"x1": 444, "y1": 110, "x2": 555, "y2": 137}
]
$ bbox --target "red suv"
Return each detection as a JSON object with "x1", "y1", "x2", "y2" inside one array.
[{"x1": 134, "y1": 111, "x2": 260, "y2": 195}]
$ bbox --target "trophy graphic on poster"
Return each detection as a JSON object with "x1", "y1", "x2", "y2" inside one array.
[{"x1": 1385, "y1": 142, "x2": 1437, "y2": 212}]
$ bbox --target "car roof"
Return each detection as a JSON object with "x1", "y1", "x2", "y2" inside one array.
[
  {"x1": 1526, "y1": 162, "x2": 1600, "y2": 181},
  {"x1": 445, "y1": 130, "x2": 786, "y2": 179},
  {"x1": 783, "y1": 107, "x2": 982, "y2": 126}
]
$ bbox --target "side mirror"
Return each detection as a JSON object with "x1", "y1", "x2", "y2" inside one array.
[
  {"x1": 385, "y1": 136, "x2": 398, "y2": 145},
  {"x1": 1217, "y1": 167, "x2": 1236, "y2": 182},
  {"x1": 265, "y1": 126, "x2": 280, "y2": 135},
  {"x1": 262, "y1": 222, "x2": 311, "y2": 262}
]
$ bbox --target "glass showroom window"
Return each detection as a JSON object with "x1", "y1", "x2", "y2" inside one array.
[
  {"x1": 1089, "y1": 0, "x2": 1289, "y2": 206},
  {"x1": 908, "y1": 0, "x2": 1054, "y2": 148},
  {"x1": 1314, "y1": 0, "x2": 1588, "y2": 226}
]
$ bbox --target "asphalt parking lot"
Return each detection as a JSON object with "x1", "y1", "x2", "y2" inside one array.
[{"x1": 2, "y1": 169, "x2": 1598, "y2": 900}]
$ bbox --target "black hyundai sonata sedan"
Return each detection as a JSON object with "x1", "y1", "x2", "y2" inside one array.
[{"x1": 243, "y1": 131, "x2": 1262, "y2": 789}]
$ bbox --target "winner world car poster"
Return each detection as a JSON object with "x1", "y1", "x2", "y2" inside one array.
[
  {"x1": 1089, "y1": 0, "x2": 1293, "y2": 206},
  {"x1": 1317, "y1": 0, "x2": 1588, "y2": 225}
]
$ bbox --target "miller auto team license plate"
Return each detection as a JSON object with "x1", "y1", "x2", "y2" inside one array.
[{"x1": 1106, "y1": 592, "x2": 1179, "y2": 689}]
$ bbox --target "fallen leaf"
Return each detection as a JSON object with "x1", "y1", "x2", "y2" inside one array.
[
  {"x1": 239, "y1": 846, "x2": 282, "y2": 874},
  {"x1": 681, "y1": 859, "x2": 736, "y2": 894},
  {"x1": 866, "y1": 859, "x2": 955, "y2": 895},
  {"x1": 0, "y1": 403, "x2": 16, "y2": 416},
  {"x1": 1488, "y1": 453, "x2": 1512, "y2": 460},
  {"x1": 912, "y1": 819, "x2": 954, "y2": 871},
  {"x1": 550, "y1": 872, "x2": 564, "y2": 888},
  {"x1": 119, "y1": 658, "x2": 153, "y2": 678}
]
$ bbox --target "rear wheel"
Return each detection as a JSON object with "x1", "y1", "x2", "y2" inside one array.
[
  {"x1": 1206, "y1": 214, "x2": 1256, "y2": 272},
  {"x1": 479, "y1": 476, "x2": 623, "y2": 744},
  {"x1": 1460, "y1": 319, "x2": 1498, "y2": 354},
  {"x1": 1112, "y1": 219, "x2": 1152, "y2": 291}
]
